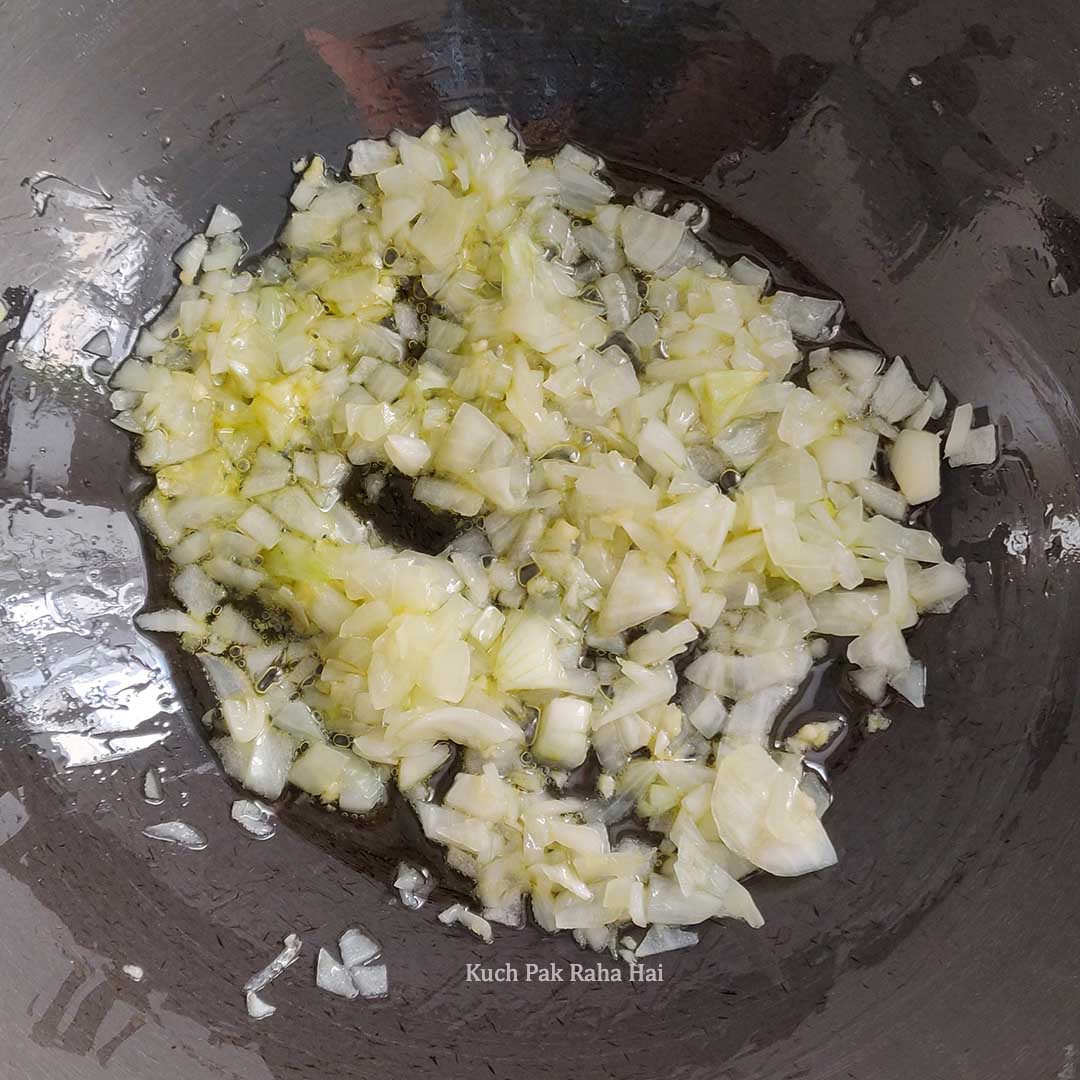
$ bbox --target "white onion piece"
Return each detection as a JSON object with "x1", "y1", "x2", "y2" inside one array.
[
  {"x1": 831, "y1": 348, "x2": 882, "y2": 380},
  {"x1": 244, "y1": 933, "x2": 303, "y2": 994},
  {"x1": 852, "y1": 477, "x2": 908, "y2": 521},
  {"x1": 904, "y1": 397, "x2": 934, "y2": 431},
  {"x1": 944, "y1": 403, "x2": 974, "y2": 458},
  {"x1": 888, "y1": 659, "x2": 927, "y2": 707},
  {"x1": 339, "y1": 928, "x2": 381, "y2": 969},
  {"x1": 388, "y1": 707, "x2": 523, "y2": 750},
  {"x1": 635, "y1": 925, "x2": 699, "y2": 958},
  {"x1": 909, "y1": 561, "x2": 969, "y2": 613},
  {"x1": 316, "y1": 948, "x2": 359, "y2": 999},
  {"x1": 948, "y1": 424, "x2": 996, "y2": 466},
  {"x1": 686, "y1": 690, "x2": 728, "y2": 738},
  {"x1": 143, "y1": 821, "x2": 207, "y2": 850},
  {"x1": 872, "y1": 358, "x2": 926, "y2": 423},
  {"x1": 174, "y1": 234, "x2": 208, "y2": 282},
  {"x1": 122, "y1": 964, "x2": 145, "y2": 982},
  {"x1": 353, "y1": 964, "x2": 389, "y2": 999},
  {"x1": 770, "y1": 292, "x2": 843, "y2": 342},
  {"x1": 724, "y1": 685, "x2": 795, "y2": 747},
  {"x1": 619, "y1": 207, "x2": 686, "y2": 273},
  {"x1": 889, "y1": 429, "x2": 941, "y2": 504},
  {"x1": 851, "y1": 666, "x2": 888, "y2": 703},
  {"x1": 532, "y1": 697, "x2": 591, "y2": 768},
  {"x1": 206, "y1": 204, "x2": 242, "y2": 236},
  {"x1": 245, "y1": 991, "x2": 276, "y2": 1020},
  {"x1": 597, "y1": 552, "x2": 679, "y2": 635},
  {"x1": 438, "y1": 903, "x2": 493, "y2": 943},
  {"x1": 348, "y1": 138, "x2": 397, "y2": 177},
  {"x1": 927, "y1": 378, "x2": 948, "y2": 418},
  {"x1": 729, "y1": 257, "x2": 770, "y2": 293},
  {"x1": 552, "y1": 163, "x2": 612, "y2": 213},
  {"x1": 395, "y1": 862, "x2": 434, "y2": 909},
  {"x1": 711, "y1": 744, "x2": 837, "y2": 877},
  {"x1": 231, "y1": 799, "x2": 276, "y2": 840},
  {"x1": 848, "y1": 617, "x2": 910, "y2": 676},
  {"x1": 143, "y1": 769, "x2": 164, "y2": 805}
]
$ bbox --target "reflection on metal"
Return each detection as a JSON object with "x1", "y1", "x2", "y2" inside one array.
[
  {"x1": 0, "y1": 497, "x2": 177, "y2": 770},
  {"x1": 11, "y1": 176, "x2": 185, "y2": 383}
]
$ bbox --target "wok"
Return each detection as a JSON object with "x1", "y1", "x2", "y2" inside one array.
[{"x1": 1, "y1": 2, "x2": 1079, "y2": 1078}]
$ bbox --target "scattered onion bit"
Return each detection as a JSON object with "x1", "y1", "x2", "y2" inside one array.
[
  {"x1": 244, "y1": 933, "x2": 302, "y2": 994},
  {"x1": 142, "y1": 821, "x2": 207, "y2": 850},
  {"x1": 438, "y1": 903, "x2": 494, "y2": 943},
  {"x1": 245, "y1": 990, "x2": 276, "y2": 1021},
  {"x1": 394, "y1": 862, "x2": 433, "y2": 909}
]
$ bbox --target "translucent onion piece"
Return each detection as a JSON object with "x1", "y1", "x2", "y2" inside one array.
[
  {"x1": 142, "y1": 821, "x2": 208, "y2": 850},
  {"x1": 635, "y1": 925, "x2": 700, "y2": 958},
  {"x1": 231, "y1": 799, "x2": 277, "y2": 840},
  {"x1": 316, "y1": 948, "x2": 359, "y2": 999},
  {"x1": 244, "y1": 933, "x2": 303, "y2": 994}
]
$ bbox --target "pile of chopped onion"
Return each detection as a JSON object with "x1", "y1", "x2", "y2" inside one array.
[{"x1": 116, "y1": 111, "x2": 991, "y2": 954}]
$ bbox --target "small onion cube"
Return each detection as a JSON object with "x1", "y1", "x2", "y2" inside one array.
[
  {"x1": 245, "y1": 990, "x2": 276, "y2": 1020},
  {"x1": 948, "y1": 424, "x2": 996, "y2": 467},
  {"x1": 339, "y1": 928, "x2": 381, "y2": 969},
  {"x1": 635, "y1": 925, "x2": 699, "y2": 958},
  {"x1": 944, "y1": 403, "x2": 974, "y2": 458},
  {"x1": 352, "y1": 963, "x2": 389, "y2": 999},
  {"x1": 889, "y1": 429, "x2": 941, "y2": 504},
  {"x1": 316, "y1": 947, "x2": 358, "y2": 999}
]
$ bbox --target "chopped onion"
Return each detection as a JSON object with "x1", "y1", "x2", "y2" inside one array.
[
  {"x1": 635, "y1": 925, "x2": 699, "y2": 958},
  {"x1": 948, "y1": 424, "x2": 996, "y2": 467},
  {"x1": 394, "y1": 862, "x2": 434, "y2": 909},
  {"x1": 206, "y1": 204, "x2": 242, "y2": 236},
  {"x1": 711, "y1": 744, "x2": 837, "y2": 877},
  {"x1": 619, "y1": 207, "x2": 686, "y2": 274},
  {"x1": 245, "y1": 990, "x2": 276, "y2": 1020},
  {"x1": 353, "y1": 964, "x2": 388, "y2": 999},
  {"x1": 852, "y1": 477, "x2": 908, "y2": 520},
  {"x1": 316, "y1": 947, "x2": 359, "y2": 999},
  {"x1": 872, "y1": 358, "x2": 926, "y2": 423},
  {"x1": 244, "y1": 933, "x2": 303, "y2": 994},
  {"x1": 889, "y1": 429, "x2": 941, "y2": 504},
  {"x1": 143, "y1": 768, "x2": 164, "y2": 804},
  {"x1": 348, "y1": 138, "x2": 397, "y2": 177},
  {"x1": 729, "y1": 257, "x2": 770, "y2": 294},
  {"x1": 927, "y1": 377, "x2": 947, "y2": 419},
  {"x1": 231, "y1": 799, "x2": 276, "y2": 839},
  {"x1": 770, "y1": 291, "x2": 843, "y2": 342},
  {"x1": 532, "y1": 697, "x2": 591, "y2": 768},
  {"x1": 888, "y1": 659, "x2": 927, "y2": 707},
  {"x1": 339, "y1": 928, "x2": 381, "y2": 969},
  {"x1": 438, "y1": 903, "x2": 494, "y2": 943},
  {"x1": 116, "y1": 109, "x2": 981, "y2": 962}
]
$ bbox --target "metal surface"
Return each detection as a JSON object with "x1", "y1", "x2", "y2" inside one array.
[{"x1": 2, "y1": 2, "x2": 1079, "y2": 1078}]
